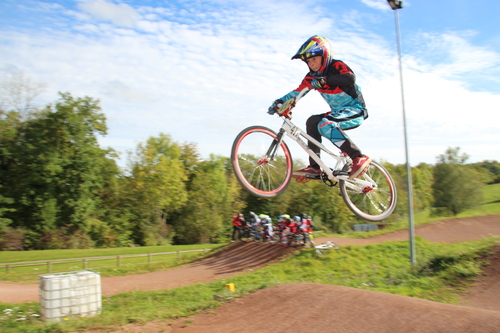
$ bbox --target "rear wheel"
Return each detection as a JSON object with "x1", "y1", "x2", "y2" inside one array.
[
  {"x1": 231, "y1": 126, "x2": 293, "y2": 198},
  {"x1": 339, "y1": 161, "x2": 397, "y2": 222}
]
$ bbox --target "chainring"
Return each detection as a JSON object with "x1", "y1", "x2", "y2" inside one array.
[{"x1": 320, "y1": 170, "x2": 338, "y2": 187}]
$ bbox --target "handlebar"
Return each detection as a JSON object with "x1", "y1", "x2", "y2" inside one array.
[{"x1": 276, "y1": 87, "x2": 310, "y2": 118}]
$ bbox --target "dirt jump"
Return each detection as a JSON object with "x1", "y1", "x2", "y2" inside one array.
[{"x1": 1, "y1": 215, "x2": 499, "y2": 332}]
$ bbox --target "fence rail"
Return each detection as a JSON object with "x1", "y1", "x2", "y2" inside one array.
[{"x1": 0, "y1": 249, "x2": 209, "y2": 274}]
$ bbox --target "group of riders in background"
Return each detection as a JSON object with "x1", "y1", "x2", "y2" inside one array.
[{"x1": 231, "y1": 212, "x2": 315, "y2": 248}]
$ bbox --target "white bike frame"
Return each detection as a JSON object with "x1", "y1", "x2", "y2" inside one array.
[
  {"x1": 279, "y1": 118, "x2": 347, "y2": 180},
  {"x1": 274, "y1": 88, "x2": 376, "y2": 192}
]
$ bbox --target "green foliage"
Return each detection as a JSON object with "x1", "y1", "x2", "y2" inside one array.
[
  {"x1": 382, "y1": 162, "x2": 408, "y2": 220},
  {"x1": 1, "y1": 89, "x2": 498, "y2": 249},
  {"x1": 124, "y1": 134, "x2": 188, "y2": 246},
  {"x1": 170, "y1": 155, "x2": 243, "y2": 244},
  {"x1": 432, "y1": 147, "x2": 484, "y2": 215},
  {"x1": 1, "y1": 92, "x2": 120, "y2": 249},
  {"x1": 0, "y1": 189, "x2": 14, "y2": 232},
  {"x1": 306, "y1": 181, "x2": 354, "y2": 233},
  {"x1": 412, "y1": 163, "x2": 434, "y2": 211},
  {"x1": 470, "y1": 160, "x2": 500, "y2": 184}
]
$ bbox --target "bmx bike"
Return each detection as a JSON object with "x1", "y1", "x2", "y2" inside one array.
[{"x1": 230, "y1": 88, "x2": 397, "y2": 222}]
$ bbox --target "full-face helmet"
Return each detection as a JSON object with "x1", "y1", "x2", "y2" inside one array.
[{"x1": 291, "y1": 35, "x2": 334, "y2": 77}]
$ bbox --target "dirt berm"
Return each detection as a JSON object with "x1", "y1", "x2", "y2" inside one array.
[{"x1": 1, "y1": 215, "x2": 499, "y2": 332}]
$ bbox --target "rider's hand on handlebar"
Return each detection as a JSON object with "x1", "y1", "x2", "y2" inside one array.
[{"x1": 267, "y1": 99, "x2": 284, "y2": 115}]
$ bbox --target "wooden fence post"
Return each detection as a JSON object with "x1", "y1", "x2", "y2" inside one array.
[{"x1": 117, "y1": 255, "x2": 121, "y2": 267}]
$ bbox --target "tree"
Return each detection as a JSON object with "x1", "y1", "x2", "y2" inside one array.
[
  {"x1": 1, "y1": 92, "x2": 118, "y2": 248},
  {"x1": 471, "y1": 160, "x2": 500, "y2": 184},
  {"x1": 306, "y1": 181, "x2": 355, "y2": 233},
  {"x1": 125, "y1": 134, "x2": 188, "y2": 245},
  {"x1": 378, "y1": 162, "x2": 407, "y2": 220},
  {"x1": 432, "y1": 147, "x2": 483, "y2": 215},
  {"x1": 412, "y1": 163, "x2": 434, "y2": 211},
  {"x1": 0, "y1": 189, "x2": 14, "y2": 233},
  {"x1": 171, "y1": 155, "x2": 233, "y2": 244}
]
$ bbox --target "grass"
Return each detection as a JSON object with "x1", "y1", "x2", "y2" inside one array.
[
  {"x1": 0, "y1": 244, "x2": 224, "y2": 283},
  {"x1": 0, "y1": 243, "x2": 223, "y2": 263},
  {"x1": 0, "y1": 183, "x2": 499, "y2": 332},
  {"x1": 1, "y1": 236, "x2": 498, "y2": 333}
]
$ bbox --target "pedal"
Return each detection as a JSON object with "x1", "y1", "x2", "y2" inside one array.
[
  {"x1": 305, "y1": 174, "x2": 321, "y2": 180},
  {"x1": 333, "y1": 170, "x2": 350, "y2": 176},
  {"x1": 294, "y1": 175, "x2": 311, "y2": 183}
]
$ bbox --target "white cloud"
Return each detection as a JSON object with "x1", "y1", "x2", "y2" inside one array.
[
  {"x1": 360, "y1": 0, "x2": 392, "y2": 11},
  {"x1": 77, "y1": 0, "x2": 140, "y2": 27},
  {"x1": 409, "y1": 32, "x2": 499, "y2": 78},
  {"x1": 1, "y1": 0, "x2": 498, "y2": 167},
  {"x1": 104, "y1": 80, "x2": 152, "y2": 103}
]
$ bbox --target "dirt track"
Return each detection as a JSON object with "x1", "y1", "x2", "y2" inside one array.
[{"x1": 1, "y1": 215, "x2": 500, "y2": 332}]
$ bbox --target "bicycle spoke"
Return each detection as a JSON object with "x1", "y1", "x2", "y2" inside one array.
[
  {"x1": 339, "y1": 161, "x2": 397, "y2": 222},
  {"x1": 231, "y1": 126, "x2": 293, "y2": 198}
]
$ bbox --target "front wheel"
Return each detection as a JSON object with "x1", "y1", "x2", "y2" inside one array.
[
  {"x1": 231, "y1": 126, "x2": 293, "y2": 198},
  {"x1": 339, "y1": 161, "x2": 397, "y2": 222}
]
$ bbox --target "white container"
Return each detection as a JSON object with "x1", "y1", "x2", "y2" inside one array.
[{"x1": 39, "y1": 270, "x2": 102, "y2": 322}]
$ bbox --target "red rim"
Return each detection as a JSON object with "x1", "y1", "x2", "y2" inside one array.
[{"x1": 233, "y1": 127, "x2": 292, "y2": 197}]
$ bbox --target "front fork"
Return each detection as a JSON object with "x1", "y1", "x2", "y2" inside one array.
[{"x1": 265, "y1": 129, "x2": 286, "y2": 161}]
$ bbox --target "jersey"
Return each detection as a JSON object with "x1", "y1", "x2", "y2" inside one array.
[
  {"x1": 232, "y1": 215, "x2": 245, "y2": 227},
  {"x1": 279, "y1": 59, "x2": 368, "y2": 121}
]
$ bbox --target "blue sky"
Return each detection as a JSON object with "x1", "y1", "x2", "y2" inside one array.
[{"x1": 1, "y1": 0, "x2": 499, "y2": 167}]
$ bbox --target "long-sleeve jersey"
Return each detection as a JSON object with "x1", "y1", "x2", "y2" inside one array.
[{"x1": 279, "y1": 59, "x2": 368, "y2": 120}]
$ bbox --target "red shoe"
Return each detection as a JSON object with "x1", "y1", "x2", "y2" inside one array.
[
  {"x1": 292, "y1": 165, "x2": 321, "y2": 178},
  {"x1": 349, "y1": 155, "x2": 371, "y2": 179}
]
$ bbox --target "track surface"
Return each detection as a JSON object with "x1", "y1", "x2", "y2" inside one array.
[{"x1": 1, "y1": 215, "x2": 499, "y2": 332}]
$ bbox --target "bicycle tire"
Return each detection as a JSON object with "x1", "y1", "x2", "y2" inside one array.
[
  {"x1": 339, "y1": 160, "x2": 397, "y2": 222},
  {"x1": 231, "y1": 126, "x2": 293, "y2": 198}
]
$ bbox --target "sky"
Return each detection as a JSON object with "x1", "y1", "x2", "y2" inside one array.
[{"x1": 1, "y1": 0, "x2": 499, "y2": 168}]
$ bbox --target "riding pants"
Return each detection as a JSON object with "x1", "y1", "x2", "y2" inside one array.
[{"x1": 305, "y1": 113, "x2": 364, "y2": 169}]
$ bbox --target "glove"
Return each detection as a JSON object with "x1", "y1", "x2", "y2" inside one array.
[
  {"x1": 311, "y1": 77, "x2": 326, "y2": 90},
  {"x1": 267, "y1": 99, "x2": 284, "y2": 115}
]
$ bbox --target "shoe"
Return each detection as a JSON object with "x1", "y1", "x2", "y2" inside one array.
[
  {"x1": 349, "y1": 155, "x2": 371, "y2": 179},
  {"x1": 293, "y1": 165, "x2": 321, "y2": 178}
]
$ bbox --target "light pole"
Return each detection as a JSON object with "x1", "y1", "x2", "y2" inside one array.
[{"x1": 387, "y1": 0, "x2": 416, "y2": 266}]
